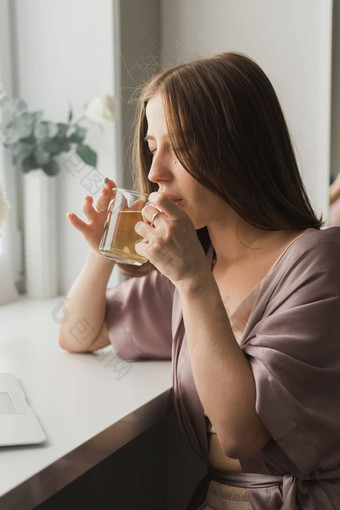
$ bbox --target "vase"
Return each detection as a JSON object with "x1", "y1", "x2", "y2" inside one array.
[{"x1": 23, "y1": 169, "x2": 58, "y2": 298}]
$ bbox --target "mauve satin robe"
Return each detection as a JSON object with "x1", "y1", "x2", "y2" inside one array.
[{"x1": 105, "y1": 227, "x2": 340, "y2": 509}]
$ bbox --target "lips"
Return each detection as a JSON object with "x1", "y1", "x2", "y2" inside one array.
[{"x1": 160, "y1": 192, "x2": 183, "y2": 205}]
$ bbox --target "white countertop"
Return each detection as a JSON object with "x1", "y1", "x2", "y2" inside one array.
[{"x1": 0, "y1": 295, "x2": 172, "y2": 507}]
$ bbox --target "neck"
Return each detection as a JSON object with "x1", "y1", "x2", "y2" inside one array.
[{"x1": 207, "y1": 215, "x2": 278, "y2": 268}]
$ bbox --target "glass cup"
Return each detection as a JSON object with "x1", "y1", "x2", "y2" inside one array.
[{"x1": 99, "y1": 188, "x2": 149, "y2": 265}]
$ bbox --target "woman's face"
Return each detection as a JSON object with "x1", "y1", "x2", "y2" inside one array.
[{"x1": 145, "y1": 93, "x2": 229, "y2": 229}]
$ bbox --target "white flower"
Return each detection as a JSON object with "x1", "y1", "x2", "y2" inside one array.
[
  {"x1": 0, "y1": 184, "x2": 10, "y2": 227},
  {"x1": 85, "y1": 95, "x2": 116, "y2": 124}
]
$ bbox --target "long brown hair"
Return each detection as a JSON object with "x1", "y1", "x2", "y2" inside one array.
[{"x1": 119, "y1": 51, "x2": 323, "y2": 277}]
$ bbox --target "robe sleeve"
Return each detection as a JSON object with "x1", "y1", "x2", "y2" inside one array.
[
  {"x1": 104, "y1": 270, "x2": 174, "y2": 360},
  {"x1": 243, "y1": 236, "x2": 340, "y2": 473}
]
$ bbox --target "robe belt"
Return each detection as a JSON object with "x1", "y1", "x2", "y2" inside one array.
[{"x1": 208, "y1": 468, "x2": 340, "y2": 510}]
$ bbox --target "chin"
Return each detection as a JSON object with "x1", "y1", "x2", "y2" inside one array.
[
  {"x1": 191, "y1": 217, "x2": 206, "y2": 230},
  {"x1": 179, "y1": 203, "x2": 204, "y2": 230}
]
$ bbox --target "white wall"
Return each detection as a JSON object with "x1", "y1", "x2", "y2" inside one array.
[
  {"x1": 119, "y1": 0, "x2": 161, "y2": 188},
  {"x1": 13, "y1": 0, "x2": 121, "y2": 294},
  {"x1": 161, "y1": 0, "x2": 333, "y2": 223}
]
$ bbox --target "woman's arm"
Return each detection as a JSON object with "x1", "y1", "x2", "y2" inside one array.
[
  {"x1": 59, "y1": 249, "x2": 115, "y2": 352},
  {"x1": 178, "y1": 276, "x2": 271, "y2": 459},
  {"x1": 59, "y1": 178, "x2": 117, "y2": 352}
]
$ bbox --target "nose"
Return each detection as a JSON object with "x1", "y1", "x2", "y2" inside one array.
[{"x1": 147, "y1": 151, "x2": 172, "y2": 185}]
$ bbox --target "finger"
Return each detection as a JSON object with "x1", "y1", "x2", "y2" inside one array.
[
  {"x1": 135, "y1": 220, "x2": 154, "y2": 240},
  {"x1": 148, "y1": 192, "x2": 180, "y2": 217},
  {"x1": 104, "y1": 178, "x2": 117, "y2": 190},
  {"x1": 94, "y1": 186, "x2": 117, "y2": 213},
  {"x1": 82, "y1": 195, "x2": 99, "y2": 218},
  {"x1": 134, "y1": 238, "x2": 150, "y2": 260},
  {"x1": 66, "y1": 212, "x2": 90, "y2": 233},
  {"x1": 130, "y1": 197, "x2": 148, "y2": 211},
  {"x1": 142, "y1": 203, "x2": 164, "y2": 226}
]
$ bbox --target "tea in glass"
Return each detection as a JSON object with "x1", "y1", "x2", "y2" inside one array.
[{"x1": 99, "y1": 188, "x2": 149, "y2": 265}]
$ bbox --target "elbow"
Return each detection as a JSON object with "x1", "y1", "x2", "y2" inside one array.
[
  {"x1": 58, "y1": 334, "x2": 78, "y2": 353},
  {"x1": 58, "y1": 335, "x2": 71, "y2": 352},
  {"x1": 220, "y1": 439, "x2": 255, "y2": 459},
  {"x1": 220, "y1": 437, "x2": 246, "y2": 459},
  {"x1": 220, "y1": 431, "x2": 272, "y2": 459},
  {"x1": 58, "y1": 323, "x2": 70, "y2": 351},
  {"x1": 222, "y1": 443, "x2": 252, "y2": 459}
]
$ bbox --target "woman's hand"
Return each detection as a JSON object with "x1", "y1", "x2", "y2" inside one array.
[
  {"x1": 135, "y1": 192, "x2": 212, "y2": 292},
  {"x1": 66, "y1": 178, "x2": 117, "y2": 257}
]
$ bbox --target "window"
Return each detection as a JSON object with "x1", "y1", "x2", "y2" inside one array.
[
  {"x1": 0, "y1": 0, "x2": 20, "y2": 304},
  {"x1": 0, "y1": 146, "x2": 19, "y2": 304}
]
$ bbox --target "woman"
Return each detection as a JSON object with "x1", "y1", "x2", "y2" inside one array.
[
  {"x1": 329, "y1": 172, "x2": 340, "y2": 226},
  {"x1": 62, "y1": 52, "x2": 340, "y2": 509}
]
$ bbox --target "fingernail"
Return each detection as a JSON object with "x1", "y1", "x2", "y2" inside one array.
[
  {"x1": 104, "y1": 177, "x2": 109, "y2": 183},
  {"x1": 66, "y1": 212, "x2": 71, "y2": 218},
  {"x1": 85, "y1": 195, "x2": 90, "y2": 200}
]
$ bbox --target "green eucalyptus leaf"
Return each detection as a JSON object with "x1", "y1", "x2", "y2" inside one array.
[
  {"x1": 13, "y1": 98, "x2": 27, "y2": 114},
  {"x1": 41, "y1": 159, "x2": 59, "y2": 176},
  {"x1": 59, "y1": 138, "x2": 71, "y2": 152},
  {"x1": 48, "y1": 122, "x2": 58, "y2": 137},
  {"x1": 22, "y1": 154, "x2": 39, "y2": 172},
  {"x1": 43, "y1": 137, "x2": 62, "y2": 155},
  {"x1": 18, "y1": 111, "x2": 33, "y2": 125},
  {"x1": 34, "y1": 121, "x2": 49, "y2": 140},
  {"x1": 34, "y1": 146, "x2": 51, "y2": 166},
  {"x1": 19, "y1": 133, "x2": 36, "y2": 145},
  {"x1": 16, "y1": 112, "x2": 34, "y2": 138},
  {"x1": 34, "y1": 121, "x2": 58, "y2": 140},
  {"x1": 20, "y1": 141, "x2": 35, "y2": 153},
  {"x1": 76, "y1": 144, "x2": 97, "y2": 167},
  {"x1": 1, "y1": 124, "x2": 21, "y2": 145},
  {"x1": 68, "y1": 106, "x2": 73, "y2": 123},
  {"x1": 56, "y1": 123, "x2": 68, "y2": 138},
  {"x1": 11, "y1": 141, "x2": 34, "y2": 164},
  {"x1": 12, "y1": 152, "x2": 25, "y2": 165},
  {"x1": 32, "y1": 111, "x2": 43, "y2": 124},
  {"x1": 68, "y1": 126, "x2": 86, "y2": 144}
]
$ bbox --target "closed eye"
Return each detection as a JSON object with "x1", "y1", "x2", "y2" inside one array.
[
  {"x1": 147, "y1": 147, "x2": 157, "y2": 155},
  {"x1": 145, "y1": 142, "x2": 179, "y2": 156}
]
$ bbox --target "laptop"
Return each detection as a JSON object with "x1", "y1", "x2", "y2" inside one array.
[{"x1": 0, "y1": 373, "x2": 46, "y2": 446}]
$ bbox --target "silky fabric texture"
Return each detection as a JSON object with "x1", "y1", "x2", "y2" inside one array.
[
  {"x1": 105, "y1": 227, "x2": 340, "y2": 509},
  {"x1": 196, "y1": 481, "x2": 251, "y2": 510},
  {"x1": 206, "y1": 230, "x2": 307, "y2": 435}
]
